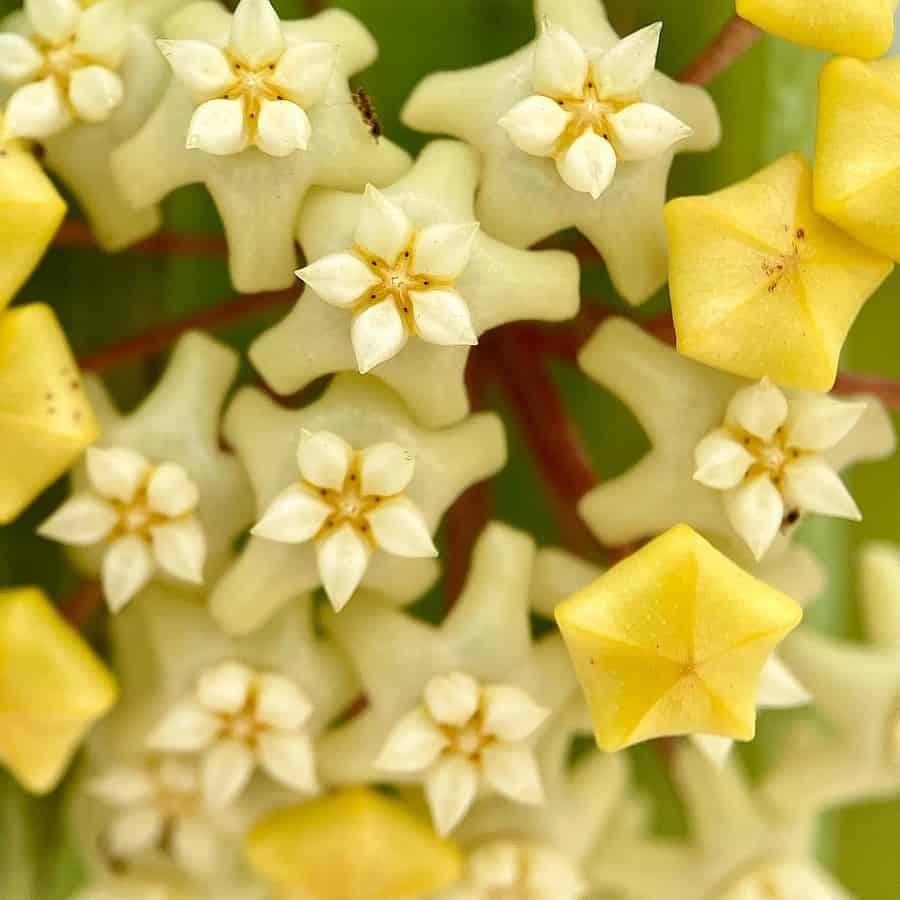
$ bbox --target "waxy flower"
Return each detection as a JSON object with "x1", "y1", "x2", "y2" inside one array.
[
  {"x1": 252, "y1": 140, "x2": 579, "y2": 427},
  {"x1": 111, "y1": 0, "x2": 411, "y2": 292},
  {"x1": 401, "y1": 0, "x2": 720, "y2": 305}
]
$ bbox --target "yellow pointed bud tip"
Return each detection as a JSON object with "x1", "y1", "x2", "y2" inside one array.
[
  {"x1": 814, "y1": 55, "x2": 900, "y2": 262},
  {"x1": 0, "y1": 587, "x2": 118, "y2": 794},
  {"x1": 665, "y1": 153, "x2": 892, "y2": 392},
  {"x1": 245, "y1": 787, "x2": 463, "y2": 900},
  {"x1": 555, "y1": 524, "x2": 802, "y2": 753},
  {"x1": 735, "y1": 0, "x2": 895, "y2": 59},
  {"x1": 0, "y1": 303, "x2": 98, "y2": 524},
  {"x1": 0, "y1": 117, "x2": 67, "y2": 312}
]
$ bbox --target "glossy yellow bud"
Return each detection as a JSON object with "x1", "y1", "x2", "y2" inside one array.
[
  {"x1": 0, "y1": 587, "x2": 117, "y2": 793},
  {"x1": 0, "y1": 303, "x2": 98, "y2": 523},
  {"x1": 246, "y1": 787, "x2": 463, "y2": 900},
  {"x1": 555, "y1": 525, "x2": 802, "y2": 752},
  {"x1": 666, "y1": 153, "x2": 892, "y2": 392},
  {"x1": 736, "y1": 0, "x2": 897, "y2": 59},
  {"x1": 0, "y1": 123, "x2": 66, "y2": 310},
  {"x1": 815, "y1": 56, "x2": 900, "y2": 261}
]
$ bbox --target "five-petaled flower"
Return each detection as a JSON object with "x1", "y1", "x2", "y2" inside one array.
[
  {"x1": 252, "y1": 428, "x2": 437, "y2": 612},
  {"x1": 0, "y1": 0, "x2": 129, "y2": 140},
  {"x1": 499, "y1": 21, "x2": 691, "y2": 199},
  {"x1": 38, "y1": 446, "x2": 206, "y2": 612}
]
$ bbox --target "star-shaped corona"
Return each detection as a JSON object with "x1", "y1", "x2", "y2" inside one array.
[
  {"x1": 400, "y1": 0, "x2": 720, "y2": 305},
  {"x1": 111, "y1": 0, "x2": 411, "y2": 293},
  {"x1": 666, "y1": 153, "x2": 893, "y2": 391},
  {"x1": 0, "y1": 586, "x2": 117, "y2": 793},
  {"x1": 555, "y1": 525, "x2": 803, "y2": 752},
  {"x1": 251, "y1": 140, "x2": 580, "y2": 427}
]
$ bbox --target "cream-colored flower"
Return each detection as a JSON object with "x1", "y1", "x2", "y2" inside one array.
[
  {"x1": 147, "y1": 660, "x2": 318, "y2": 809},
  {"x1": 39, "y1": 447, "x2": 205, "y2": 612},
  {"x1": 500, "y1": 21, "x2": 691, "y2": 200},
  {"x1": 694, "y1": 378, "x2": 865, "y2": 561}
]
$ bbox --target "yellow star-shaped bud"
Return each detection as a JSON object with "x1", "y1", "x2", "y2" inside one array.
[
  {"x1": 736, "y1": 0, "x2": 897, "y2": 59},
  {"x1": 0, "y1": 120, "x2": 66, "y2": 311},
  {"x1": 815, "y1": 56, "x2": 900, "y2": 261},
  {"x1": 555, "y1": 525, "x2": 802, "y2": 752},
  {"x1": 0, "y1": 587, "x2": 117, "y2": 793},
  {"x1": 245, "y1": 787, "x2": 463, "y2": 900},
  {"x1": 0, "y1": 304, "x2": 98, "y2": 523},
  {"x1": 665, "y1": 153, "x2": 893, "y2": 391}
]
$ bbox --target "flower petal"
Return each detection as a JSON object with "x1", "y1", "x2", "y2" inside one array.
[
  {"x1": 202, "y1": 737, "x2": 255, "y2": 809},
  {"x1": 499, "y1": 94, "x2": 571, "y2": 158},
  {"x1": 88, "y1": 767, "x2": 155, "y2": 806},
  {"x1": 315, "y1": 523, "x2": 371, "y2": 612},
  {"x1": 424, "y1": 671, "x2": 479, "y2": 728},
  {"x1": 87, "y1": 446, "x2": 150, "y2": 503},
  {"x1": 365, "y1": 496, "x2": 437, "y2": 558},
  {"x1": 147, "y1": 462, "x2": 200, "y2": 518},
  {"x1": 251, "y1": 483, "x2": 331, "y2": 543},
  {"x1": 409, "y1": 289, "x2": 478, "y2": 347},
  {"x1": 480, "y1": 744, "x2": 544, "y2": 805},
  {"x1": 146, "y1": 700, "x2": 221, "y2": 752},
  {"x1": 256, "y1": 98, "x2": 310, "y2": 157},
  {"x1": 481, "y1": 685, "x2": 549, "y2": 742},
  {"x1": 351, "y1": 298, "x2": 408, "y2": 372},
  {"x1": 533, "y1": 20, "x2": 587, "y2": 98},
  {"x1": 358, "y1": 441, "x2": 415, "y2": 497},
  {"x1": 197, "y1": 660, "x2": 254, "y2": 715},
  {"x1": 468, "y1": 842, "x2": 520, "y2": 889},
  {"x1": 186, "y1": 98, "x2": 248, "y2": 156},
  {"x1": 151, "y1": 517, "x2": 207, "y2": 584},
  {"x1": 24, "y1": 0, "x2": 79, "y2": 44},
  {"x1": 723, "y1": 474, "x2": 785, "y2": 561},
  {"x1": 229, "y1": 0, "x2": 284, "y2": 68},
  {"x1": 103, "y1": 807, "x2": 164, "y2": 859},
  {"x1": 74, "y1": 0, "x2": 128, "y2": 67},
  {"x1": 725, "y1": 378, "x2": 788, "y2": 442},
  {"x1": 757, "y1": 655, "x2": 811, "y2": 709},
  {"x1": 555, "y1": 129, "x2": 617, "y2": 199},
  {"x1": 785, "y1": 396, "x2": 867, "y2": 452},
  {"x1": 69, "y1": 65, "x2": 124, "y2": 123},
  {"x1": 37, "y1": 493, "x2": 118, "y2": 545},
  {"x1": 171, "y1": 818, "x2": 217, "y2": 876},
  {"x1": 693, "y1": 429, "x2": 755, "y2": 491},
  {"x1": 375, "y1": 707, "x2": 449, "y2": 772},
  {"x1": 255, "y1": 673, "x2": 314, "y2": 730},
  {"x1": 257, "y1": 731, "x2": 319, "y2": 793},
  {"x1": 270, "y1": 41, "x2": 336, "y2": 107},
  {"x1": 4, "y1": 77, "x2": 72, "y2": 140},
  {"x1": 411, "y1": 222, "x2": 479, "y2": 280},
  {"x1": 527, "y1": 846, "x2": 590, "y2": 899},
  {"x1": 296, "y1": 253, "x2": 380, "y2": 308},
  {"x1": 607, "y1": 102, "x2": 692, "y2": 162},
  {"x1": 593, "y1": 22, "x2": 662, "y2": 98},
  {"x1": 102, "y1": 535, "x2": 155, "y2": 613},
  {"x1": 355, "y1": 185, "x2": 413, "y2": 264},
  {"x1": 782, "y1": 457, "x2": 861, "y2": 521},
  {"x1": 297, "y1": 429, "x2": 354, "y2": 491},
  {"x1": 424, "y1": 753, "x2": 479, "y2": 836},
  {"x1": 691, "y1": 734, "x2": 734, "y2": 768},
  {"x1": 0, "y1": 34, "x2": 42, "y2": 83},
  {"x1": 156, "y1": 39, "x2": 235, "y2": 101}
]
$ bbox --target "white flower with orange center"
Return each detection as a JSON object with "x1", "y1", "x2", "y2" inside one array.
[
  {"x1": 251, "y1": 428, "x2": 437, "y2": 611},
  {"x1": 693, "y1": 378, "x2": 865, "y2": 560},
  {"x1": 498, "y1": 21, "x2": 691, "y2": 199},
  {"x1": 146, "y1": 659, "x2": 318, "y2": 810},
  {"x1": 157, "y1": 0, "x2": 336, "y2": 157},
  {"x1": 376, "y1": 671, "x2": 549, "y2": 836},
  {"x1": 0, "y1": 0, "x2": 129, "y2": 139},
  {"x1": 297, "y1": 184, "x2": 479, "y2": 373},
  {"x1": 38, "y1": 446, "x2": 206, "y2": 612}
]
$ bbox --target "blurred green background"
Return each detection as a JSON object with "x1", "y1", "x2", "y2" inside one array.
[{"x1": 2, "y1": 0, "x2": 899, "y2": 896}]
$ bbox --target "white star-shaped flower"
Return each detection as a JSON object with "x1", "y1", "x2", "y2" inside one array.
[
  {"x1": 252, "y1": 428, "x2": 437, "y2": 613},
  {"x1": 111, "y1": 0, "x2": 411, "y2": 292},
  {"x1": 209, "y1": 374, "x2": 506, "y2": 635},
  {"x1": 401, "y1": 0, "x2": 720, "y2": 305},
  {"x1": 251, "y1": 139, "x2": 580, "y2": 427}
]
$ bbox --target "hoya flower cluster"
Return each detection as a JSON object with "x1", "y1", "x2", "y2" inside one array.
[{"x1": 1, "y1": 0, "x2": 900, "y2": 899}]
